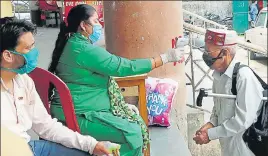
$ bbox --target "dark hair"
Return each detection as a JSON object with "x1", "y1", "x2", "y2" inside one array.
[
  {"x1": 0, "y1": 19, "x2": 36, "y2": 54},
  {"x1": 48, "y1": 4, "x2": 96, "y2": 99},
  {"x1": 0, "y1": 17, "x2": 17, "y2": 25}
]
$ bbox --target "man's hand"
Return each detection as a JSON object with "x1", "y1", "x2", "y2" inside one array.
[
  {"x1": 196, "y1": 122, "x2": 214, "y2": 135},
  {"x1": 92, "y1": 142, "x2": 110, "y2": 156},
  {"x1": 193, "y1": 122, "x2": 214, "y2": 145},
  {"x1": 193, "y1": 129, "x2": 210, "y2": 145},
  {"x1": 127, "y1": 104, "x2": 139, "y2": 115}
]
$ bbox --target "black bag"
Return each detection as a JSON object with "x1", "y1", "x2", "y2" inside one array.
[{"x1": 232, "y1": 62, "x2": 268, "y2": 156}]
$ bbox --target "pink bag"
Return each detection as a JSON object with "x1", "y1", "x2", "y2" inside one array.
[{"x1": 146, "y1": 77, "x2": 179, "y2": 127}]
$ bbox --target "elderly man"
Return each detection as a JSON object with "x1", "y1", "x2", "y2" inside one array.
[
  {"x1": 193, "y1": 29, "x2": 264, "y2": 156},
  {"x1": 0, "y1": 19, "x2": 110, "y2": 155}
]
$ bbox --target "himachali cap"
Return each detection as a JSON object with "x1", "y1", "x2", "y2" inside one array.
[{"x1": 205, "y1": 28, "x2": 238, "y2": 46}]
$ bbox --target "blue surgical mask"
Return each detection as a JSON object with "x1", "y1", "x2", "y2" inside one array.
[
  {"x1": 88, "y1": 25, "x2": 102, "y2": 44},
  {"x1": 1, "y1": 48, "x2": 39, "y2": 74}
]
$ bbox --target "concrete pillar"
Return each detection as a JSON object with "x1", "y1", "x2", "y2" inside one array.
[{"x1": 103, "y1": 0, "x2": 187, "y2": 143}]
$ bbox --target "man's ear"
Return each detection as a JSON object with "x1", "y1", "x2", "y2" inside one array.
[
  {"x1": 222, "y1": 48, "x2": 233, "y2": 64},
  {"x1": 2, "y1": 50, "x2": 13, "y2": 63}
]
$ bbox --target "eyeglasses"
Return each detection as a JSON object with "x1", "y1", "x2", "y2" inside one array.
[{"x1": 205, "y1": 49, "x2": 224, "y2": 60}]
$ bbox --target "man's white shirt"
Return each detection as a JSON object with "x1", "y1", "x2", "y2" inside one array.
[{"x1": 207, "y1": 59, "x2": 264, "y2": 156}]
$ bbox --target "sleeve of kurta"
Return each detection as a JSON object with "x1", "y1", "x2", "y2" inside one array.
[
  {"x1": 209, "y1": 83, "x2": 218, "y2": 126},
  {"x1": 208, "y1": 68, "x2": 264, "y2": 140},
  {"x1": 77, "y1": 45, "x2": 152, "y2": 77}
]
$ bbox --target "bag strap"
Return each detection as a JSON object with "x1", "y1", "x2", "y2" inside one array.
[
  {"x1": 231, "y1": 62, "x2": 268, "y2": 95},
  {"x1": 231, "y1": 62, "x2": 241, "y2": 95}
]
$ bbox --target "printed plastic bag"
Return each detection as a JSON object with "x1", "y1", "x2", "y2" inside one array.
[{"x1": 146, "y1": 77, "x2": 179, "y2": 127}]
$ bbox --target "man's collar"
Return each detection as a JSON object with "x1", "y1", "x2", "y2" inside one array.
[
  {"x1": 14, "y1": 74, "x2": 24, "y2": 88},
  {"x1": 0, "y1": 74, "x2": 23, "y2": 92},
  {"x1": 212, "y1": 71, "x2": 221, "y2": 80},
  {"x1": 223, "y1": 59, "x2": 238, "y2": 78}
]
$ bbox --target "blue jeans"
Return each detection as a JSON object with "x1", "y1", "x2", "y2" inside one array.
[
  {"x1": 28, "y1": 140, "x2": 91, "y2": 156},
  {"x1": 250, "y1": 14, "x2": 257, "y2": 22}
]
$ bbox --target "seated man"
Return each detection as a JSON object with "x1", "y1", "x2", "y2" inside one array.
[{"x1": 0, "y1": 19, "x2": 110, "y2": 156}]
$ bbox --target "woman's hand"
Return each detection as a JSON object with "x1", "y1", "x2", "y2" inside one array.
[
  {"x1": 127, "y1": 104, "x2": 140, "y2": 115},
  {"x1": 150, "y1": 37, "x2": 187, "y2": 69},
  {"x1": 160, "y1": 37, "x2": 187, "y2": 64},
  {"x1": 160, "y1": 48, "x2": 184, "y2": 64},
  {"x1": 92, "y1": 142, "x2": 111, "y2": 156}
]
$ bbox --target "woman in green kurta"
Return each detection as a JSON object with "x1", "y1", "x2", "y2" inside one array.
[{"x1": 49, "y1": 4, "x2": 184, "y2": 156}]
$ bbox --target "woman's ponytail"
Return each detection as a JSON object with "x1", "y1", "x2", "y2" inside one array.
[{"x1": 48, "y1": 22, "x2": 70, "y2": 99}]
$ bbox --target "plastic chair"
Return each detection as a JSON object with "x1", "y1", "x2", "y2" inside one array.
[{"x1": 29, "y1": 67, "x2": 80, "y2": 132}]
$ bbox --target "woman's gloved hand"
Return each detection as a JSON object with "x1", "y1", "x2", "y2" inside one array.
[
  {"x1": 160, "y1": 37, "x2": 187, "y2": 64},
  {"x1": 160, "y1": 48, "x2": 184, "y2": 64},
  {"x1": 127, "y1": 104, "x2": 140, "y2": 115}
]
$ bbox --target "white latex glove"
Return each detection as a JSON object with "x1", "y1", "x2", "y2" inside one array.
[
  {"x1": 160, "y1": 37, "x2": 187, "y2": 64},
  {"x1": 127, "y1": 104, "x2": 140, "y2": 115},
  {"x1": 160, "y1": 48, "x2": 184, "y2": 64}
]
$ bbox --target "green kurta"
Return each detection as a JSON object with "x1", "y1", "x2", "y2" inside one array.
[{"x1": 50, "y1": 33, "x2": 152, "y2": 156}]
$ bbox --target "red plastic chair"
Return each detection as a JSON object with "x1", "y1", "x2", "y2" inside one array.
[{"x1": 29, "y1": 67, "x2": 80, "y2": 132}]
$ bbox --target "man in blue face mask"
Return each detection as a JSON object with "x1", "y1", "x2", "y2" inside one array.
[
  {"x1": 0, "y1": 21, "x2": 39, "y2": 74},
  {"x1": 193, "y1": 29, "x2": 264, "y2": 156},
  {"x1": 0, "y1": 19, "x2": 110, "y2": 156}
]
